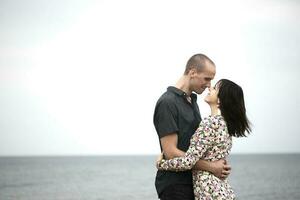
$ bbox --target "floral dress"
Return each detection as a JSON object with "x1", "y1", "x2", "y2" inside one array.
[{"x1": 157, "y1": 115, "x2": 236, "y2": 200}]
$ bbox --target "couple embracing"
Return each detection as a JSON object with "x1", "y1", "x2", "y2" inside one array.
[{"x1": 153, "y1": 54, "x2": 251, "y2": 200}]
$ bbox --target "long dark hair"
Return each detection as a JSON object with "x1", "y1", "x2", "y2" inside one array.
[{"x1": 216, "y1": 79, "x2": 251, "y2": 137}]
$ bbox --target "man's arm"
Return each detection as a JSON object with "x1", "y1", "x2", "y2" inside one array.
[
  {"x1": 194, "y1": 160, "x2": 231, "y2": 180},
  {"x1": 160, "y1": 133, "x2": 231, "y2": 179},
  {"x1": 160, "y1": 133, "x2": 185, "y2": 159}
]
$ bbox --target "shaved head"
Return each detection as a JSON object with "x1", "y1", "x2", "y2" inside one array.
[{"x1": 184, "y1": 54, "x2": 215, "y2": 75}]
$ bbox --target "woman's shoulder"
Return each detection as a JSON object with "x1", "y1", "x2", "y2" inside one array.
[{"x1": 201, "y1": 115, "x2": 225, "y2": 130}]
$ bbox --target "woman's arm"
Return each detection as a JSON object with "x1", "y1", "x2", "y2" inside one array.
[{"x1": 157, "y1": 118, "x2": 214, "y2": 171}]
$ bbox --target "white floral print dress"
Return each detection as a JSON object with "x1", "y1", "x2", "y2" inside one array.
[{"x1": 157, "y1": 115, "x2": 236, "y2": 200}]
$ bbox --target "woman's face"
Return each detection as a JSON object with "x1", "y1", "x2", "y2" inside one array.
[{"x1": 204, "y1": 83, "x2": 219, "y2": 105}]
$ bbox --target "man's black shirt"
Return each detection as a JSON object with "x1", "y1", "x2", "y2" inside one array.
[{"x1": 153, "y1": 86, "x2": 201, "y2": 196}]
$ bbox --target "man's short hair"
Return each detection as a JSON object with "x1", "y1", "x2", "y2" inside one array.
[{"x1": 184, "y1": 54, "x2": 215, "y2": 75}]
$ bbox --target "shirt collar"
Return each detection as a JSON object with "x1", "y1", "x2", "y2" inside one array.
[{"x1": 167, "y1": 86, "x2": 197, "y2": 101}]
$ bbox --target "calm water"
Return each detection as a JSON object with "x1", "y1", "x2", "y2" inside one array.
[{"x1": 0, "y1": 154, "x2": 299, "y2": 200}]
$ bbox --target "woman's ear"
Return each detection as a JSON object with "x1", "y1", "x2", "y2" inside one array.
[{"x1": 217, "y1": 99, "x2": 220, "y2": 108}]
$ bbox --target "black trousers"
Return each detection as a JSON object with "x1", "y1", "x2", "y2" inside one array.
[{"x1": 160, "y1": 184, "x2": 194, "y2": 200}]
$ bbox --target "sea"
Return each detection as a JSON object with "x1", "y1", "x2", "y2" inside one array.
[{"x1": 0, "y1": 154, "x2": 299, "y2": 200}]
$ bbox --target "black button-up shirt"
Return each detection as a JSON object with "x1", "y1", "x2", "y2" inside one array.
[{"x1": 153, "y1": 86, "x2": 202, "y2": 196}]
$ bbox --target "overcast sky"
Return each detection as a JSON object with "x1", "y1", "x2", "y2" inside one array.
[{"x1": 1, "y1": 0, "x2": 299, "y2": 156}]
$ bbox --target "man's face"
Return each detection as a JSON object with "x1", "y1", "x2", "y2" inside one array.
[{"x1": 190, "y1": 64, "x2": 216, "y2": 94}]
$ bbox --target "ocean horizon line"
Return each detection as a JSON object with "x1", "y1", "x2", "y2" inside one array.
[{"x1": 0, "y1": 152, "x2": 300, "y2": 158}]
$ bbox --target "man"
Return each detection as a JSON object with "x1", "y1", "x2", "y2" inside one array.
[{"x1": 153, "y1": 54, "x2": 231, "y2": 200}]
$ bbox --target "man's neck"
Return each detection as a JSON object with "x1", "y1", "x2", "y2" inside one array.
[{"x1": 175, "y1": 75, "x2": 192, "y2": 96}]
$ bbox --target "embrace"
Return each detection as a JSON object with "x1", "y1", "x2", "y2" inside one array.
[{"x1": 153, "y1": 54, "x2": 251, "y2": 200}]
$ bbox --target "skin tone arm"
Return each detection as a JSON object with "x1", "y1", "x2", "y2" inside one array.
[{"x1": 160, "y1": 133, "x2": 231, "y2": 179}]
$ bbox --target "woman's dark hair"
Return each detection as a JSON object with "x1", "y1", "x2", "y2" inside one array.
[{"x1": 216, "y1": 79, "x2": 251, "y2": 137}]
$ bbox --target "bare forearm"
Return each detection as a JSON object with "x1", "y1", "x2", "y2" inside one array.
[
  {"x1": 164, "y1": 148, "x2": 185, "y2": 159},
  {"x1": 193, "y1": 159, "x2": 232, "y2": 180},
  {"x1": 160, "y1": 134, "x2": 186, "y2": 159},
  {"x1": 193, "y1": 159, "x2": 213, "y2": 172}
]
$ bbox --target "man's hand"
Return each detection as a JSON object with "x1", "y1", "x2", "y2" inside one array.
[{"x1": 210, "y1": 159, "x2": 231, "y2": 180}]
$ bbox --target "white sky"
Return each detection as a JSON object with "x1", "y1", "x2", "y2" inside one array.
[{"x1": 1, "y1": 0, "x2": 300, "y2": 156}]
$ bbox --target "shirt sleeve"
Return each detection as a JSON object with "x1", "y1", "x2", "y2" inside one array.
[
  {"x1": 153, "y1": 99, "x2": 179, "y2": 138},
  {"x1": 157, "y1": 117, "x2": 216, "y2": 171}
]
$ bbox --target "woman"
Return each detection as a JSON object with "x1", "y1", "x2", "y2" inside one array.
[{"x1": 156, "y1": 79, "x2": 251, "y2": 200}]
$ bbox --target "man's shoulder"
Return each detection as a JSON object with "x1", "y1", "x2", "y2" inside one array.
[{"x1": 156, "y1": 90, "x2": 177, "y2": 105}]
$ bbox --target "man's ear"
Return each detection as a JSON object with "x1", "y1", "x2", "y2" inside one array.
[{"x1": 188, "y1": 68, "x2": 197, "y2": 78}]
